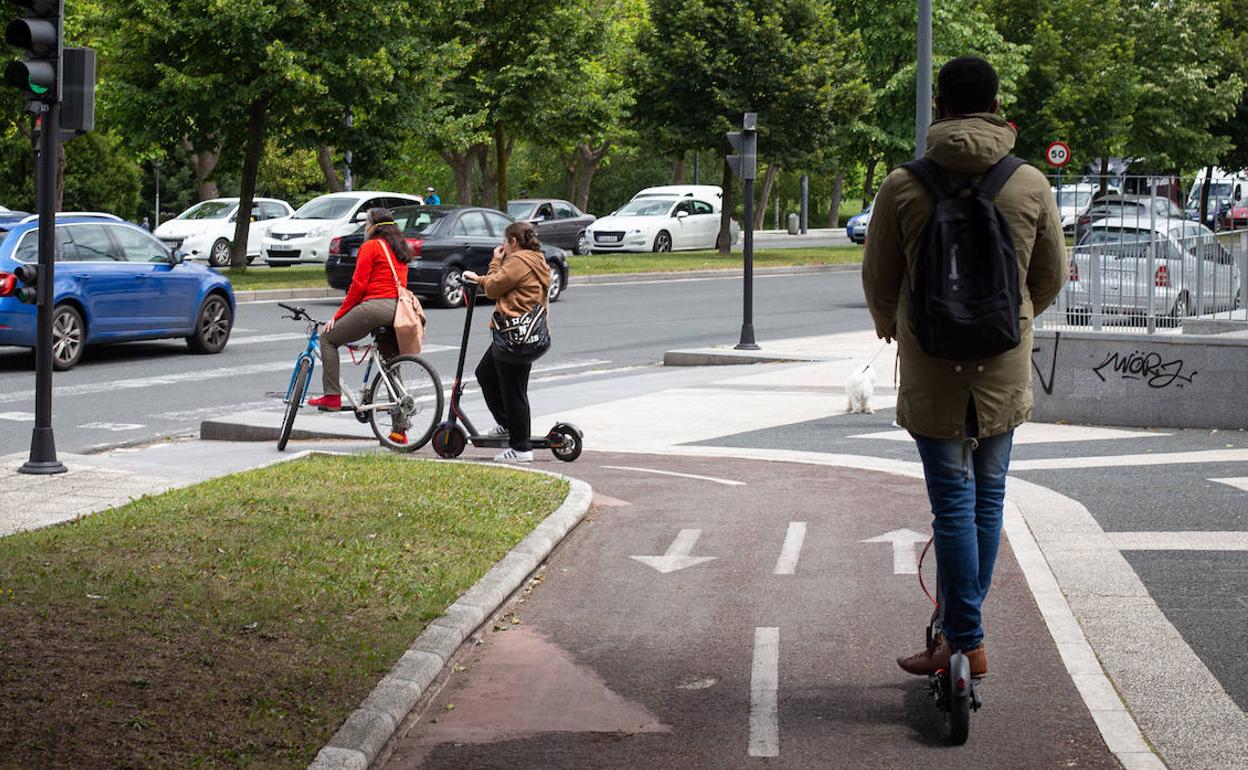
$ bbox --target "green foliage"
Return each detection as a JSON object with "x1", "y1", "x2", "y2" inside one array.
[{"x1": 61, "y1": 132, "x2": 143, "y2": 218}]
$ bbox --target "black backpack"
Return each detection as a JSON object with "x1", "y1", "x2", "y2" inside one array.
[{"x1": 901, "y1": 155, "x2": 1025, "y2": 361}]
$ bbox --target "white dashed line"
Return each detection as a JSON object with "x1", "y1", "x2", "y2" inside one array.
[
  {"x1": 1107, "y1": 531, "x2": 1248, "y2": 551},
  {"x1": 600, "y1": 465, "x2": 745, "y2": 486},
  {"x1": 772, "y1": 522, "x2": 807, "y2": 575},
  {"x1": 79, "y1": 422, "x2": 146, "y2": 432},
  {"x1": 0, "y1": 411, "x2": 34, "y2": 421},
  {"x1": 1210, "y1": 477, "x2": 1248, "y2": 493},
  {"x1": 748, "y1": 626, "x2": 780, "y2": 758}
]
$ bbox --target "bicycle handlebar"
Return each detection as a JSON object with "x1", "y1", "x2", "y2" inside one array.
[{"x1": 278, "y1": 302, "x2": 323, "y2": 325}]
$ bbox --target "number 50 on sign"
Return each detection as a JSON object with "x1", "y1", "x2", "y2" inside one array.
[{"x1": 1045, "y1": 141, "x2": 1071, "y2": 168}]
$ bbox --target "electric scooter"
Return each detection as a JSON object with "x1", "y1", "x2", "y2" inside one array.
[
  {"x1": 919, "y1": 538, "x2": 982, "y2": 745},
  {"x1": 430, "y1": 280, "x2": 583, "y2": 462}
]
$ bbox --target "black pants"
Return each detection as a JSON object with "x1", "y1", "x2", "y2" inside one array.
[{"x1": 475, "y1": 348, "x2": 533, "y2": 451}]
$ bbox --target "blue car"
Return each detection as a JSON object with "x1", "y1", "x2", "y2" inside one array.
[
  {"x1": 0, "y1": 213, "x2": 235, "y2": 370},
  {"x1": 846, "y1": 198, "x2": 875, "y2": 244}
]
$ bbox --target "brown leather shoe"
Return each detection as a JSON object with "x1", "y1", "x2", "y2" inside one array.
[{"x1": 897, "y1": 640, "x2": 988, "y2": 678}]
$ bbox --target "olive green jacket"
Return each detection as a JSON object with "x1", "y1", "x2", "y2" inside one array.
[{"x1": 862, "y1": 113, "x2": 1067, "y2": 440}]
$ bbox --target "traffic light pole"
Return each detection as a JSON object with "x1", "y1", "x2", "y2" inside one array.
[
  {"x1": 736, "y1": 174, "x2": 758, "y2": 350},
  {"x1": 20, "y1": 100, "x2": 65, "y2": 475}
]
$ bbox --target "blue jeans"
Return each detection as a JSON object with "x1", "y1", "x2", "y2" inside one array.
[{"x1": 912, "y1": 428, "x2": 1014, "y2": 651}]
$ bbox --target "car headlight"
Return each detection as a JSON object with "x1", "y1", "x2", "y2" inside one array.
[{"x1": 628, "y1": 229, "x2": 643, "y2": 235}]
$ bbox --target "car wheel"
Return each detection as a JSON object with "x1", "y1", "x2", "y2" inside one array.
[
  {"x1": 51, "y1": 304, "x2": 85, "y2": 371},
  {"x1": 208, "y1": 238, "x2": 232, "y2": 267},
  {"x1": 575, "y1": 230, "x2": 590, "y2": 255},
  {"x1": 246, "y1": 254, "x2": 256, "y2": 266},
  {"x1": 547, "y1": 263, "x2": 565, "y2": 302},
  {"x1": 652, "y1": 231, "x2": 672, "y2": 253},
  {"x1": 437, "y1": 266, "x2": 465, "y2": 308},
  {"x1": 188, "y1": 293, "x2": 233, "y2": 353}
]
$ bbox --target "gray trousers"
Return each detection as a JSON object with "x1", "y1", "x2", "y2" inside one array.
[{"x1": 320, "y1": 298, "x2": 397, "y2": 395}]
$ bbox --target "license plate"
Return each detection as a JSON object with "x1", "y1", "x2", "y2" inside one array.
[
  {"x1": 601, "y1": 235, "x2": 621, "y2": 243},
  {"x1": 350, "y1": 247, "x2": 359, "y2": 257}
]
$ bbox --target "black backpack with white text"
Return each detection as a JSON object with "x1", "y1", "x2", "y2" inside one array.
[{"x1": 902, "y1": 156, "x2": 1025, "y2": 361}]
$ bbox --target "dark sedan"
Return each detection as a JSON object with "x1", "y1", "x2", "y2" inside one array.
[
  {"x1": 326, "y1": 206, "x2": 570, "y2": 308},
  {"x1": 506, "y1": 199, "x2": 594, "y2": 254}
]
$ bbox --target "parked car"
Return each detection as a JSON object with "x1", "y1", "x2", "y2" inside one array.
[
  {"x1": 631, "y1": 184, "x2": 726, "y2": 204},
  {"x1": 1221, "y1": 200, "x2": 1248, "y2": 230},
  {"x1": 506, "y1": 198, "x2": 595, "y2": 254},
  {"x1": 846, "y1": 196, "x2": 875, "y2": 244},
  {"x1": 262, "y1": 191, "x2": 423, "y2": 266},
  {"x1": 154, "y1": 197, "x2": 293, "y2": 267},
  {"x1": 1064, "y1": 216, "x2": 1241, "y2": 324},
  {"x1": 0, "y1": 213, "x2": 235, "y2": 370},
  {"x1": 585, "y1": 190, "x2": 728, "y2": 253},
  {"x1": 1052, "y1": 184, "x2": 1097, "y2": 234},
  {"x1": 1074, "y1": 194, "x2": 1185, "y2": 242},
  {"x1": 1185, "y1": 169, "x2": 1248, "y2": 227},
  {"x1": 326, "y1": 205, "x2": 570, "y2": 308}
]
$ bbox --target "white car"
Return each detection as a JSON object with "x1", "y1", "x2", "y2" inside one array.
[
  {"x1": 632, "y1": 184, "x2": 725, "y2": 204},
  {"x1": 262, "y1": 191, "x2": 423, "y2": 266},
  {"x1": 154, "y1": 197, "x2": 293, "y2": 267},
  {"x1": 587, "y1": 189, "x2": 728, "y2": 252},
  {"x1": 1052, "y1": 184, "x2": 1098, "y2": 234}
]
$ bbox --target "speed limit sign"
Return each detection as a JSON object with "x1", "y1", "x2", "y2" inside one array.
[{"x1": 1045, "y1": 141, "x2": 1071, "y2": 168}]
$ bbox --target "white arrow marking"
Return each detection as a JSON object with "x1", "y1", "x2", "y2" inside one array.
[
  {"x1": 1210, "y1": 477, "x2": 1248, "y2": 493},
  {"x1": 630, "y1": 529, "x2": 716, "y2": 574},
  {"x1": 861, "y1": 528, "x2": 929, "y2": 574}
]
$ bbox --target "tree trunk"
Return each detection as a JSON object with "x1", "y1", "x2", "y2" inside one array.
[
  {"x1": 575, "y1": 140, "x2": 611, "y2": 212},
  {"x1": 673, "y1": 153, "x2": 686, "y2": 184},
  {"x1": 476, "y1": 143, "x2": 496, "y2": 208},
  {"x1": 229, "y1": 98, "x2": 270, "y2": 269},
  {"x1": 562, "y1": 150, "x2": 579, "y2": 202},
  {"x1": 181, "y1": 138, "x2": 220, "y2": 201},
  {"x1": 863, "y1": 156, "x2": 879, "y2": 207},
  {"x1": 441, "y1": 148, "x2": 475, "y2": 204},
  {"x1": 1198, "y1": 164, "x2": 1214, "y2": 227},
  {"x1": 717, "y1": 157, "x2": 734, "y2": 254},
  {"x1": 316, "y1": 144, "x2": 345, "y2": 192},
  {"x1": 828, "y1": 170, "x2": 844, "y2": 228},
  {"x1": 55, "y1": 142, "x2": 65, "y2": 212},
  {"x1": 1098, "y1": 157, "x2": 1111, "y2": 199},
  {"x1": 494, "y1": 121, "x2": 509, "y2": 209},
  {"x1": 754, "y1": 164, "x2": 779, "y2": 231}
]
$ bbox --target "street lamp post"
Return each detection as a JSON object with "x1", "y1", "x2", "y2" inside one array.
[{"x1": 915, "y1": 0, "x2": 933, "y2": 159}]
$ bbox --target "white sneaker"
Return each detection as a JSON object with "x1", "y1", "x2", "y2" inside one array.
[
  {"x1": 494, "y1": 448, "x2": 533, "y2": 464},
  {"x1": 486, "y1": 424, "x2": 509, "y2": 437}
]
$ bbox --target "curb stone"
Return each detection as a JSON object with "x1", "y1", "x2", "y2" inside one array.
[
  {"x1": 307, "y1": 470, "x2": 594, "y2": 770},
  {"x1": 236, "y1": 263, "x2": 861, "y2": 304}
]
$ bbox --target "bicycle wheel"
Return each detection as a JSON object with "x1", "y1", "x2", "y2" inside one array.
[
  {"x1": 365, "y1": 354, "x2": 443, "y2": 452},
  {"x1": 278, "y1": 358, "x2": 311, "y2": 452}
]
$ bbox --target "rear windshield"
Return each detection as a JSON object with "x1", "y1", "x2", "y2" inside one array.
[
  {"x1": 394, "y1": 207, "x2": 448, "y2": 235},
  {"x1": 293, "y1": 197, "x2": 358, "y2": 220}
]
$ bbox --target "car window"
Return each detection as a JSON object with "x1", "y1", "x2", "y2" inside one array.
[
  {"x1": 507, "y1": 202, "x2": 536, "y2": 220},
  {"x1": 691, "y1": 200, "x2": 714, "y2": 215},
  {"x1": 292, "y1": 196, "x2": 358, "y2": 220},
  {"x1": 397, "y1": 209, "x2": 448, "y2": 235},
  {"x1": 453, "y1": 211, "x2": 492, "y2": 237},
  {"x1": 482, "y1": 211, "x2": 513, "y2": 237},
  {"x1": 554, "y1": 202, "x2": 577, "y2": 218},
  {"x1": 260, "y1": 202, "x2": 286, "y2": 220},
  {"x1": 112, "y1": 225, "x2": 169, "y2": 263},
  {"x1": 674, "y1": 200, "x2": 695, "y2": 216},
  {"x1": 67, "y1": 224, "x2": 120, "y2": 261},
  {"x1": 13, "y1": 229, "x2": 71, "y2": 262},
  {"x1": 535, "y1": 203, "x2": 554, "y2": 220},
  {"x1": 178, "y1": 200, "x2": 233, "y2": 220}
]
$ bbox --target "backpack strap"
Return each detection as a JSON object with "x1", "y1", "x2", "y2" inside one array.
[
  {"x1": 901, "y1": 158, "x2": 954, "y2": 201},
  {"x1": 977, "y1": 156, "x2": 1026, "y2": 200}
]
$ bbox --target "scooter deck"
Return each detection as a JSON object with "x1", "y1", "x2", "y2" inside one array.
[{"x1": 469, "y1": 435, "x2": 559, "y2": 450}]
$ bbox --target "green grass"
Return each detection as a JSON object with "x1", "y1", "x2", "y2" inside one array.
[
  {"x1": 568, "y1": 246, "x2": 863, "y2": 275},
  {"x1": 0, "y1": 454, "x2": 568, "y2": 769},
  {"x1": 219, "y1": 246, "x2": 865, "y2": 294},
  {"x1": 218, "y1": 265, "x2": 329, "y2": 292}
]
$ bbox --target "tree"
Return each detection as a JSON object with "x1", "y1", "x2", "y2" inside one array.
[{"x1": 1212, "y1": 0, "x2": 1248, "y2": 173}]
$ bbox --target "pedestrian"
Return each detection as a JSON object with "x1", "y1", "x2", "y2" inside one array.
[
  {"x1": 862, "y1": 56, "x2": 1067, "y2": 679},
  {"x1": 425, "y1": 187, "x2": 442, "y2": 206},
  {"x1": 462, "y1": 221, "x2": 551, "y2": 464},
  {"x1": 140, "y1": 216, "x2": 151, "y2": 232},
  {"x1": 307, "y1": 208, "x2": 415, "y2": 443}
]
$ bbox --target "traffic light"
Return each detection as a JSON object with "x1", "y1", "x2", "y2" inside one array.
[
  {"x1": 4, "y1": 0, "x2": 61, "y2": 105},
  {"x1": 726, "y1": 112, "x2": 758, "y2": 181},
  {"x1": 13, "y1": 263, "x2": 37, "y2": 303}
]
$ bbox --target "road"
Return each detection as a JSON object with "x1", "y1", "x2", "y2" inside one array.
[{"x1": 0, "y1": 269, "x2": 869, "y2": 456}]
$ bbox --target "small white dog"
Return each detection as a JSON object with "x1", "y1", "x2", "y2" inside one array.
[{"x1": 845, "y1": 364, "x2": 877, "y2": 414}]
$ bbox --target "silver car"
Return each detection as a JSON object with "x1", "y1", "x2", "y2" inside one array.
[{"x1": 1063, "y1": 216, "x2": 1241, "y2": 324}]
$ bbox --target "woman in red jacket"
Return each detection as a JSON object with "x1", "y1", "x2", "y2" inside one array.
[{"x1": 307, "y1": 208, "x2": 412, "y2": 415}]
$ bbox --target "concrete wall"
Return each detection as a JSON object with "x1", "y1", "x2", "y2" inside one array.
[{"x1": 1031, "y1": 330, "x2": 1248, "y2": 430}]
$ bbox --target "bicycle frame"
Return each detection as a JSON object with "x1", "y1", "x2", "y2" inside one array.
[{"x1": 283, "y1": 319, "x2": 415, "y2": 416}]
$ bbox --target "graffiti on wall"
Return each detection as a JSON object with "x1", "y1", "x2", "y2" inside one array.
[
  {"x1": 1092, "y1": 350, "x2": 1198, "y2": 389},
  {"x1": 1031, "y1": 332, "x2": 1060, "y2": 396}
]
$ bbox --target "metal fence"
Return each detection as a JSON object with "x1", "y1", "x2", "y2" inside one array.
[{"x1": 1037, "y1": 174, "x2": 1247, "y2": 334}]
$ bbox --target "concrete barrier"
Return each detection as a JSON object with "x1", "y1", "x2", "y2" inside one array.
[{"x1": 1031, "y1": 329, "x2": 1248, "y2": 430}]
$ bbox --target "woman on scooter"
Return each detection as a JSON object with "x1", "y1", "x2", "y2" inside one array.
[
  {"x1": 462, "y1": 221, "x2": 551, "y2": 464},
  {"x1": 307, "y1": 208, "x2": 414, "y2": 444}
]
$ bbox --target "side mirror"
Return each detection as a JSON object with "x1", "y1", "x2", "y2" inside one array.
[
  {"x1": 353, "y1": 211, "x2": 368, "y2": 223},
  {"x1": 170, "y1": 249, "x2": 186, "y2": 265},
  {"x1": 675, "y1": 210, "x2": 689, "y2": 219}
]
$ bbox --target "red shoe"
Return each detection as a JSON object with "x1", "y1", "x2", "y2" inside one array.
[
  {"x1": 307, "y1": 394, "x2": 342, "y2": 411},
  {"x1": 388, "y1": 431, "x2": 408, "y2": 445}
]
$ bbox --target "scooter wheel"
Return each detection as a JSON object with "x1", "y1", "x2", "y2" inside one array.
[
  {"x1": 947, "y1": 653, "x2": 972, "y2": 745},
  {"x1": 548, "y1": 423, "x2": 583, "y2": 462},
  {"x1": 432, "y1": 424, "x2": 468, "y2": 459}
]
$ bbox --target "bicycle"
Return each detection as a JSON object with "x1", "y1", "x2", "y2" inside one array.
[{"x1": 276, "y1": 302, "x2": 443, "y2": 453}]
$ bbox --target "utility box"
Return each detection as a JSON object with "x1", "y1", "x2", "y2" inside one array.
[{"x1": 786, "y1": 212, "x2": 799, "y2": 234}]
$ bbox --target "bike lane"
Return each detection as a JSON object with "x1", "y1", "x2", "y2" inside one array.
[{"x1": 383, "y1": 452, "x2": 1117, "y2": 769}]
